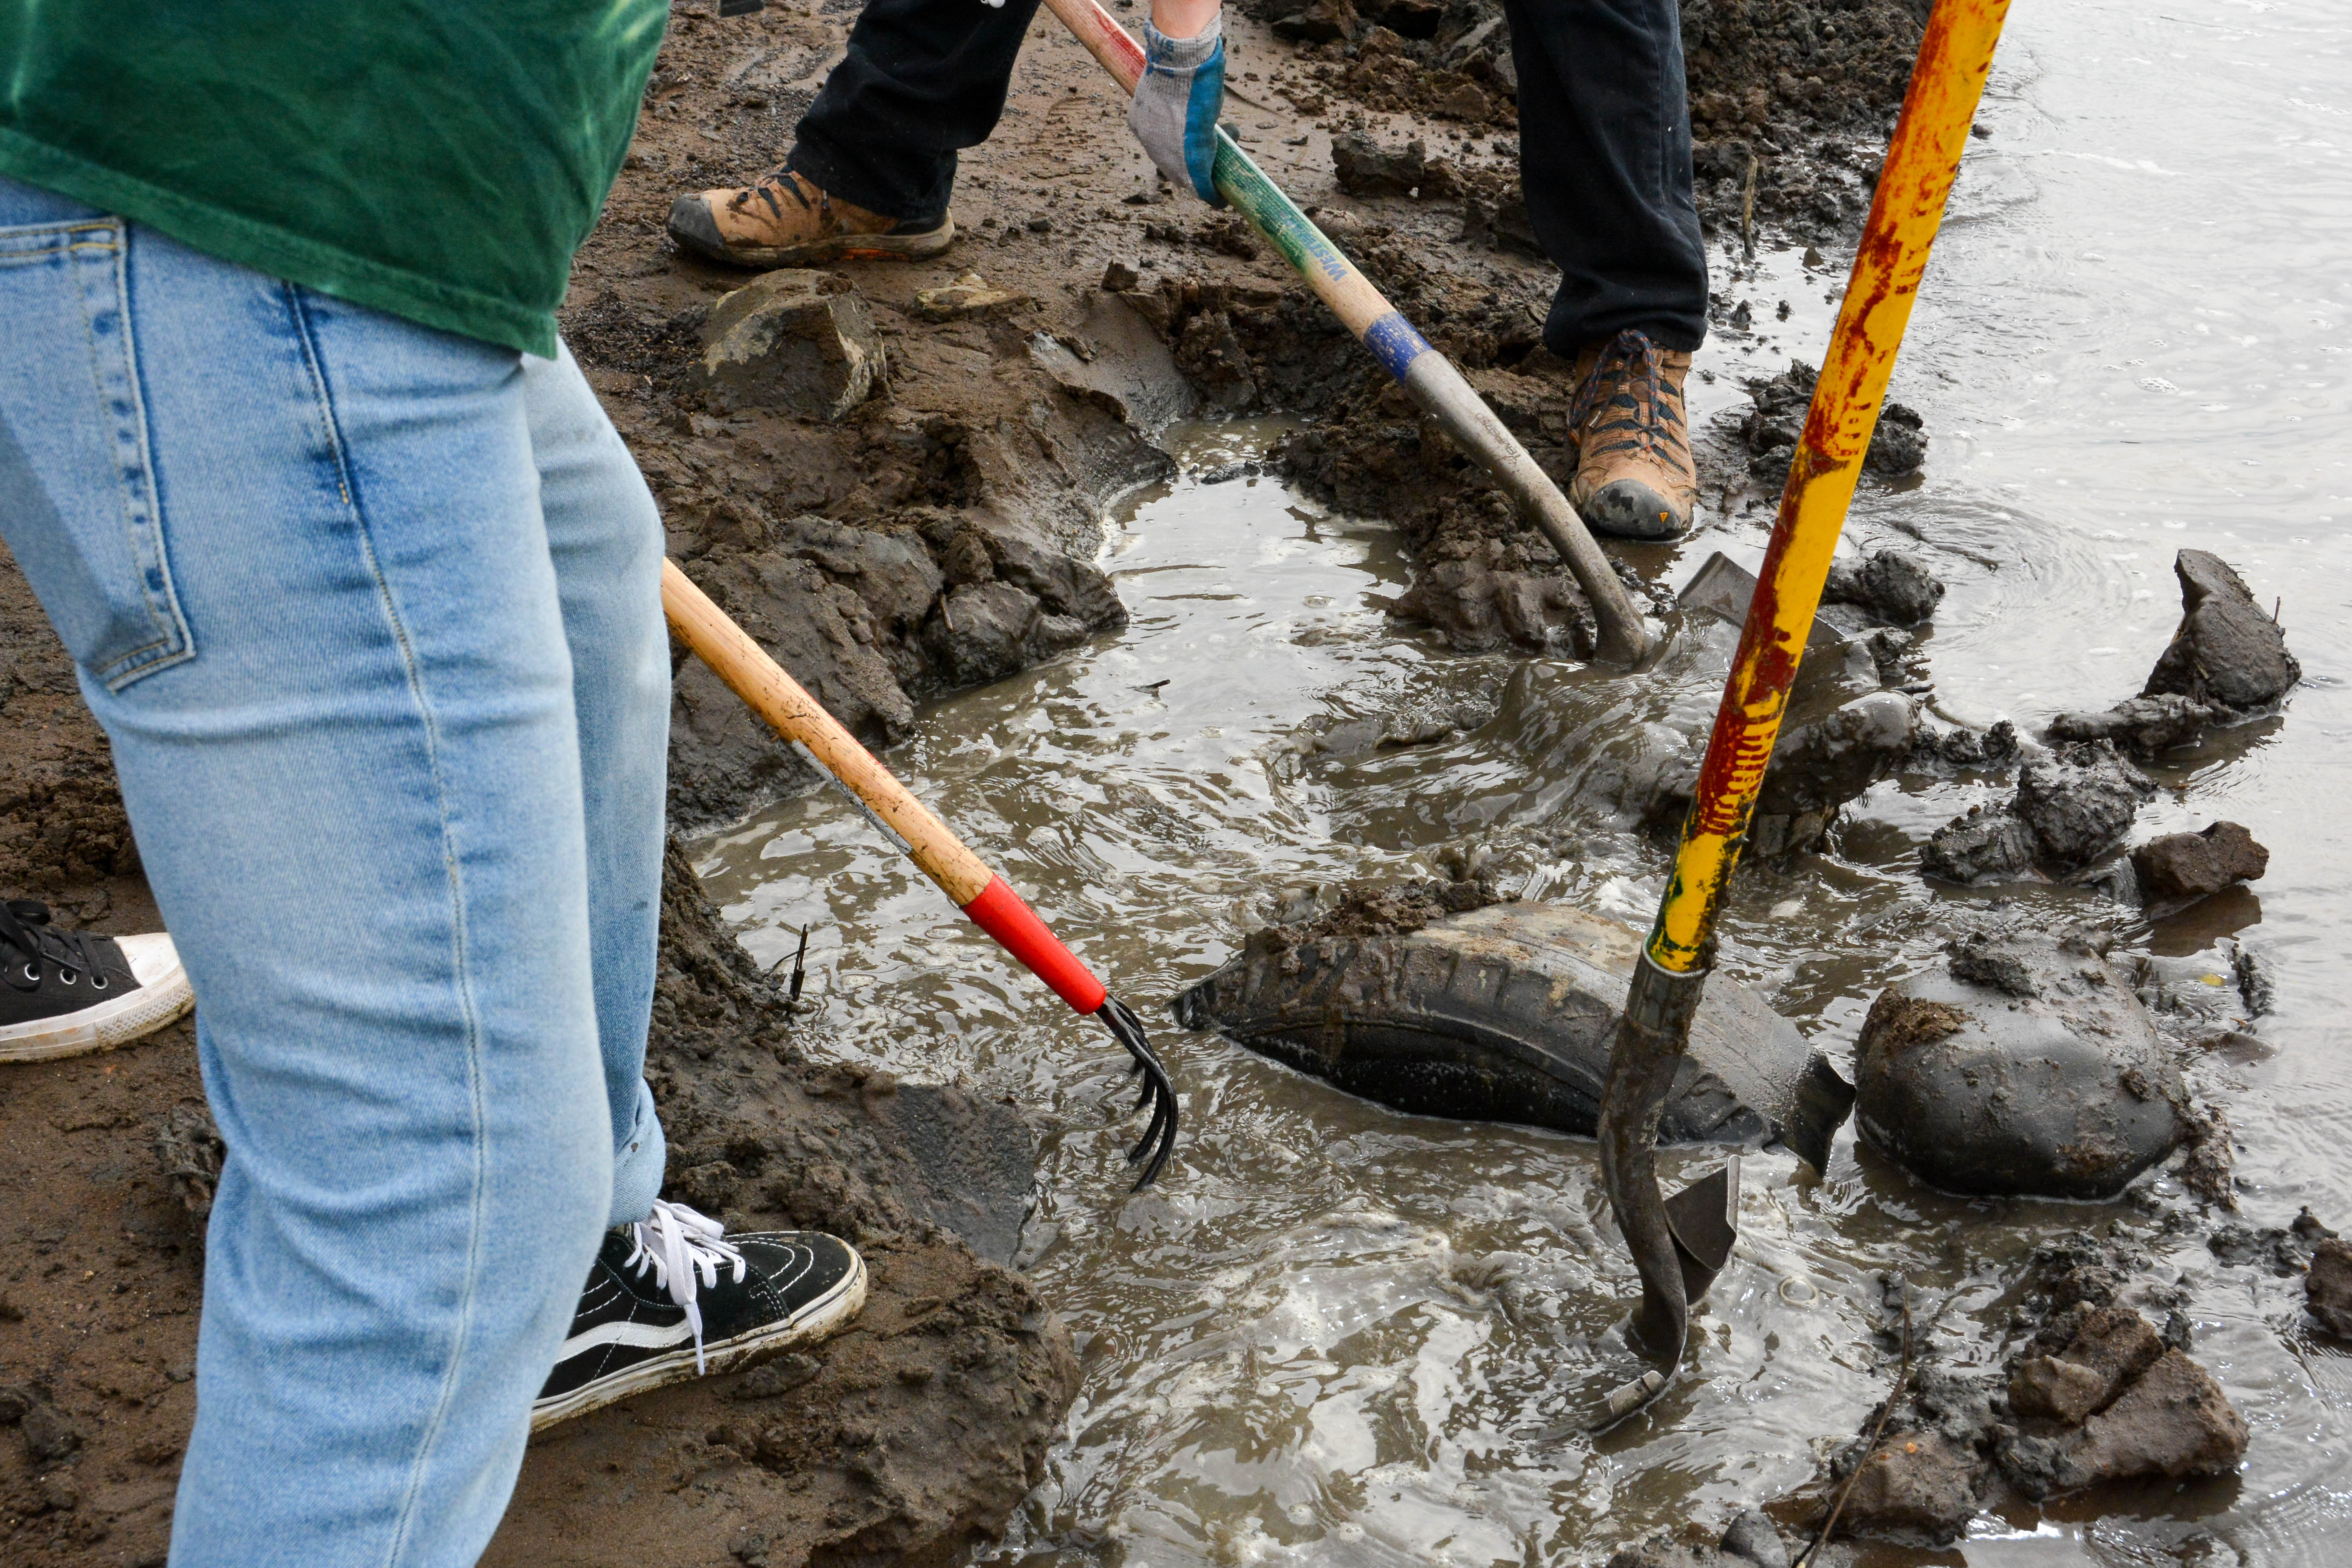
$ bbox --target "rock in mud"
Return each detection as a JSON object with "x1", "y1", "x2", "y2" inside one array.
[
  {"x1": 1749, "y1": 691, "x2": 1920, "y2": 852},
  {"x1": 686, "y1": 269, "x2": 885, "y2": 421},
  {"x1": 1332, "y1": 131, "x2": 1455, "y2": 198},
  {"x1": 1174, "y1": 892, "x2": 1855, "y2": 1170},
  {"x1": 1853, "y1": 927, "x2": 2186, "y2": 1200},
  {"x1": 2045, "y1": 693, "x2": 2221, "y2": 758},
  {"x1": 2131, "y1": 821, "x2": 2269, "y2": 907},
  {"x1": 2014, "y1": 741, "x2": 2156, "y2": 870},
  {"x1": 924, "y1": 580, "x2": 1092, "y2": 688},
  {"x1": 2004, "y1": 1350, "x2": 2248, "y2": 1495},
  {"x1": 1923, "y1": 741, "x2": 2154, "y2": 883},
  {"x1": 1833, "y1": 1430, "x2": 1985, "y2": 1543},
  {"x1": 1270, "y1": 0, "x2": 1358, "y2": 44},
  {"x1": 2142, "y1": 550, "x2": 2299, "y2": 713},
  {"x1": 1821, "y1": 549, "x2": 1945, "y2": 627},
  {"x1": 2307, "y1": 1237, "x2": 2352, "y2": 1339},
  {"x1": 2008, "y1": 1304, "x2": 2166, "y2": 1424}
]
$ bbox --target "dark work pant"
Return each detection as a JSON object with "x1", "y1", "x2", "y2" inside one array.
[
  {"x1": 1503, "y1": 0, "x2": 1708, "y2": 354},
  {"x1": 792, "y1": 0, "x2": 1707, "y2": 352},
  {"x1": 788, "y1": 0, "x2": 1045, "y2": 224}
]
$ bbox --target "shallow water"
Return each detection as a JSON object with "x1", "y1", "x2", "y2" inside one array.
[{"x1": 696, "y1": 2, "x2": 2352, "y2": 1562}]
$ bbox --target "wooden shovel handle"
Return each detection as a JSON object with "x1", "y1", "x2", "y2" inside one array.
[{"x1": 661, "y1": 559, "x2": 993, "y2": 906}]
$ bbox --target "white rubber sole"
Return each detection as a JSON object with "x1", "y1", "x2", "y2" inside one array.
[
  {"x1": 529, "y1": 1247, "x2": 868, "y2": 1433},
  {"x1": 0, "y1": 933, "x2": 194, "y2": 1062}
]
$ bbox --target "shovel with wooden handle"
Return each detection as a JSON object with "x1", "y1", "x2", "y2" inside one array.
[{"x1": 662, "y1": 559, "x2": 1179, "y2": 1188}]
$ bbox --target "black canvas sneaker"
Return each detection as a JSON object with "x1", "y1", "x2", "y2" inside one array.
[
  {"x1": 0, "y1": 899, "x2": 193, "y2": 1063},
  {"x1": 532, "y1": 1198, "x2": 866, "y2": 1431}
]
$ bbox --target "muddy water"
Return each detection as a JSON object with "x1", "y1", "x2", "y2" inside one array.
[{"x1": 696, "y1": 3, "x2": 2352, "y2": 1562}]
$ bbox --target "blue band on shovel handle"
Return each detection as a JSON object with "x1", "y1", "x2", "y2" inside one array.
[{"x1": 1363, "y1": 311, "x2": 1434, "y2": 380}]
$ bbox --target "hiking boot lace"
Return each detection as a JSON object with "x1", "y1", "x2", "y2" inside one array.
[
  {"x1": 1569, "y1": 328, "x2": 1684, "y2": 466},
  {"x1": 0, "y1": 901, "x2": 110, "y2": 995},
  {"x1": 621, "y1": 1198, "x2": 748, "y2": 1373}
]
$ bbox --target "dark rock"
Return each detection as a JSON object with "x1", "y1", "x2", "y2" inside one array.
[
  {"x1": 2013, "y1": 741, "x2": 2155, "y2": 870},
  {"x1": 2142, "y1": 550, "x2": 2299, "y2": 713},
  {"x1": 1741, "y1": 361, "x2": 1929, "y2": 483},
  {"x1": 1865, "y1": 402, "x2": 1929, "y2": 476},
  {"x1": 925, "y1": 581, "x2": 1052, "y2": 688},
  {"x1": 879, "y1": 1085, "x2": 1037, "y2": 1266},
  {"x1": 2307, "y1": 1237, "x2": 2352, "y2": 1338},
  {"x1": 973, "y1": 517, "x2": 1129, "y2": 633},
  {"x1": 2045, "y1": 693, "x2": 2221, "y2": 757},
  {"x1": 1835, "y1": 1429, "x2": 1983, "y2": 1542},
  {"x1": 1331, "y1": 131, "x2": 1454, "y2": 199},
  {"x1": 1853, "y1": 927, "x2": 2187, "y2": 1200},
  {"x1": 1821, "y1": 549, "x2": 1944, "y2": 626},
  {"x1": 2131, "y1": 821, "x2": 2269, "y2": 906},
  {"x1": 1175, "y1": 897, "x2": 1855, "y2": 1172},
  {"x1": 1271, "y1": 0, "x2": 1358, "y2": 44},
  {"x1": 2009, "y1": 1350, "x2": 2248, "y2": 1492},
  {"x1": 1921, "y1": 804, "x2": 2040, "y2": 884},
  {"x1": 20, "y1": 1397, "x2": 80, "y2": 1461},
  {"x1": 1719, "y1": 1509, "x2": 1789, "y2": 1568},
  {"x1": 686, "y1": 269, "x2": 885, "y2": 420},
  {"x1": 2007, "y1": 1305, "x2": 2166, "y2": 1424}
]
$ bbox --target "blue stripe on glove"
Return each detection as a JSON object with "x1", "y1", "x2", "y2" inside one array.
[{"x1": 1128, "y1": 17, "x2": 1227, "y2": 207}]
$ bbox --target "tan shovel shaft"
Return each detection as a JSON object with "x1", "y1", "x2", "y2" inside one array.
[{"x1": 660, "y1": 559, "x2": 993, "y2": 906}]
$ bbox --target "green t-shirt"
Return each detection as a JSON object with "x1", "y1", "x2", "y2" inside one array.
[{"x1": 0, "y1": 2, "x2": 669, "y2": 358}]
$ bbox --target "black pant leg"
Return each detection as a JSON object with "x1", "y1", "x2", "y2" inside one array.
[
  {"x1": 788, "y1": 0, "x2": 1047, "y2": 222},
  {"x1": 1502, "y1": 0, "x2": 1708, "y2": 355}
]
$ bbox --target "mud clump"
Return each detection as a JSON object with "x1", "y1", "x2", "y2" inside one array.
[
  {"x1": 1781, "y1": 1242, "x2": 2249, "y2": 1549},
  {"x1": 1922, "y1": 740, "x2": 2155, "y2": 884},
  {"x1": 1853, "y1": 925, "x2": 2186, "y2": 1200},
  {"x1": 1742, "y1": 361, "x2": 1929, "y2": 482},
  {"x1": 1253, "y1": 876, "x2": 1511, "y2": 956},
  {"x1": 1822, "y1": 548, "x2": 1944, "y2": 626},
  {"x1": 1331, "y1": 129, "x2": 1456, "y2": 199},
  {"x1": 2045, "y1": 693, "x2": 2222, "y2": 758}
]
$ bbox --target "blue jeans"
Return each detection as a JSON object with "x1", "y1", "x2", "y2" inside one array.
[{"x1": 0, "y1": 174, "x2": 670, "y2": 1564}]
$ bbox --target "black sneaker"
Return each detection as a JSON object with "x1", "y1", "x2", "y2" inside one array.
[
  {"x1": 532, "y1": 1198, "x2": 866, "y2": 1431},
  {"x1": 0, "y1": 899, "x2": 193, "y2": 1063}
]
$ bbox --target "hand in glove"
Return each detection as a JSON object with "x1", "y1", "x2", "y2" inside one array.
[{"x1": 1127, "y1": 11, "x2": 1226, "y2": 206}]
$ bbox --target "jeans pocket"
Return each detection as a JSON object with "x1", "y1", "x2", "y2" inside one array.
[{"x1": 0, "y1": 214, "x2": 193, "y2": 690}]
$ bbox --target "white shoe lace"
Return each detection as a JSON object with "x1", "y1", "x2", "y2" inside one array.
[{"x1": 621, "y1": 1198, "x2": 749, "y2": 1374}]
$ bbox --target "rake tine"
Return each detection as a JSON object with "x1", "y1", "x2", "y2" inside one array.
[{"x1": 1098, "y1": 995, "x2": 1179, "y2": 1189}]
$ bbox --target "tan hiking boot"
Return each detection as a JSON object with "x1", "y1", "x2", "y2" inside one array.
[
  {"x1": 666, "y1": 169, "x2": 954, "y2": 269},
  {"x1": 1567, "y1": 329, "x2": 1697, "y2": 541}
]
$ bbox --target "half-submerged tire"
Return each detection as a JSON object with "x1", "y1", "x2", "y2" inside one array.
[{"x1": 1173, "y1": 901, "x2": 1852, "y2": 1170}]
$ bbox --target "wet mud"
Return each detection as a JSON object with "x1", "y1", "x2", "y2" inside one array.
[{"x1": 0, "y1": 553, "x2": 1079, "y2": 1566}]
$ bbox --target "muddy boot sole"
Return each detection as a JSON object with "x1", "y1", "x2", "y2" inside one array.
[
  {"x1": 666, "y1": 196, "x2": 955, "y2": 269},
  {"x1": 1577, "y1": 477, "x2": 1690, "y2": 542}
]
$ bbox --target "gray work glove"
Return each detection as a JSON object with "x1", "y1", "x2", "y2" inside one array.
[{"x1": 1126, "y1": 15, "x2": 1226, "y2": 205}]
